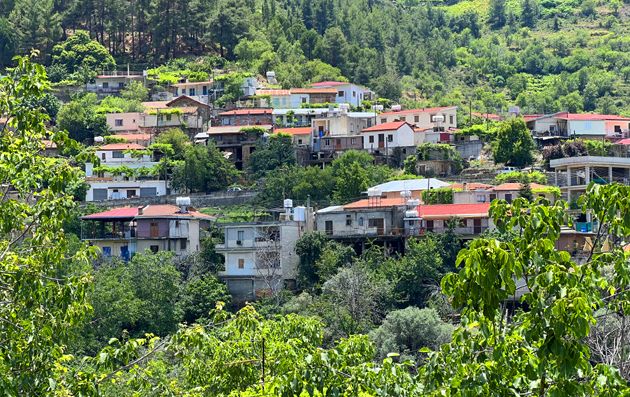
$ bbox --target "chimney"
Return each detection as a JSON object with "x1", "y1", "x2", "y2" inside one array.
[{"x1": 137, "y1": 206, "x2": 144, "y2": 216}]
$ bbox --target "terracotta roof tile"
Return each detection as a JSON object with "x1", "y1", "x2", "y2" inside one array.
[
  {"x1": 417, "y1": 203, "x2": 490, "y2": 219},
  {"x1": 343, "y1": 197, "x2": 407, "y2": 209},
  {"x1": 362, "y1": 121, "x2": 409, "y2": 133}
]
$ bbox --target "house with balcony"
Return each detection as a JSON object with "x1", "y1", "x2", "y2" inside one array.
[
  {"x1": 310, "y1": 111, "x2": 376, "y2": 161},
  {"x1": 452, "y1": 183, "x2": 556, "y2": 204},
  {"x1": 140, "y1": 101, "x2": 205, "y2": 135},
  {"x1": 216, "y1": 207, "x2": 313, "y2": 300},
  {"x1": 404, "y1": 203, "x2": 492, "y2": 239},
  {"x1": 85, "y1": 143, "x2": 166, "y2": 201},
  {"x1": 87, "y1": 71, "x2": 145, "y2": 96},
  {"x1": 377, "y1": 107, "x2": 458, "y2": 130},
  {"x1": 272, "y1": 108, "x2": 329, "y2": 127},
  {"x1": 81, "y1": 201, "x2": 213, "y2": 260},
  {"x1": 194, "y1": 125, "x2": 273, "y2": 170},
  {"x1": 368, "y1": 178, "x2": 451, "y2": 200},
  {"x1": 527, "y1": 112, "x2": 630, "y2": 139},
  {"x1": 218, "y1": 108, "x2": 273, "y2": 126},
  {"x1": 310, "y1": 81, "x2": 375, "y2": 108},
  {"x1": 550, "y1": 155, "x2": 630, "y2": 205}
]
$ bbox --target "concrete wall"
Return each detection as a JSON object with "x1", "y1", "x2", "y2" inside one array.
[
  {"x1": 86, "y1": 179, "x2": 167, "y2": 201},
  {"x1": 106, "y1": 112, "x2": 141, "y2": 132},
  {"x1": 379, "y1": 108, "x2": 457, "y2": 130}
]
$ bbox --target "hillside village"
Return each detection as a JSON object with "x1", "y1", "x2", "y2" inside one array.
[{"x1": 2, "y1": 0, "x2": 630, "y2": 394}]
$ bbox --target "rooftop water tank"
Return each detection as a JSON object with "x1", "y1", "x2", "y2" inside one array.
[
  {"x1": 283, "y1": 199, "x2": 294, "y2": 208},
  {"x1": 391, "y1": 105, "x2": 402, "y2": 112},
  {"x1": 367, "y1": 188, "x2": 382, "y2": 197},
  {"x1": 293, "y1": 206, "x2": 306, "y2": 222}
]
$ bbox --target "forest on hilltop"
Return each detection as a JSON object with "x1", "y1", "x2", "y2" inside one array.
[{"x1": 1, "y1": 0, "x2": 629, "y2": 116}]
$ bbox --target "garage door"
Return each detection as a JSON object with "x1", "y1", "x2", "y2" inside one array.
[
  {"x1": 140, "y1": 187, "x2": 157, "y2": 197},
  {"x1": 227, "y1": 279, "x2": 254, "y2": 300},
  {"x1": 93, "y1": 189, "x2": 107, "y2": 201}
]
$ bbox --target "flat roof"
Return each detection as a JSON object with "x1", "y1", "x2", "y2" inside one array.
[
  {"x1": 370, "y1": 178, "x2": 450, "y2": 192},
  {"x1": 550, "y1": 156, "x2": 630, "y2": 168}
]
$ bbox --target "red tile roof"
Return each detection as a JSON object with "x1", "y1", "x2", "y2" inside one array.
[
  {"x1": 310, "y1": 81, "x2": 349, "y2": 87},
  {"x1": 491, "y1": 183, "x2": 548, "y2": 191},
  {"x1": 362, "y1": 121, "x2": 409, "y2": 133},
  {"x1": 82, "y1": 207, "x2": 139, "y2": 219},
  {"x1": 142, "y1": 101, "x2": 169, "y2": 109},
  {"x1": 418, "y1": 203, "x2": 491, "y2": 219},
  {"x1": 616, "y1": 138, "x2": 630, "y2": 145},
  {"x1": 343, "y1": 197, "x2": 407, "y2": 209},
  {"x1": 115, "y1": 133, "x2": 152, "y2": 141},
  {"x1": 523, "y1": 114, "x2": 542, "y2": 122},
  {"x1": 166, "y1": 95, "x2": 211, "y2": 109},
  {"x1": 379, "y1": 106, "x2": 457, "y2": 117},
  {"x1": 472, "y1": 112, "x2": 501, "y2": 121},
  {"x1": 275, "y1": 127, "x2": 311, "y2": 136},
  {"x1": 450, "y1": 182, "x2": 494, "y2": 191},
  {"x1": 83, "y1": 205, "x2": 213, "y2": 220},
  {"x1": 290, "y1": 88, "x2": 338, "y2": 94},
  {"x1": 218, "y1": 108, "x2": 273, "y2": 116},
  {"x1": 556, "y1": 112, "x2": 630, "y2": 121},
  {"x1": 98, "y1": 143, "x2": 146, "y2": 150},
  {"x1": 256, "y1": 89, "x2": 291, "y2": 96}
]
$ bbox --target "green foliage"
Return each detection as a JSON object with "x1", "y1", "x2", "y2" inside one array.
[
  {"x1": 96, "y1": 95, "x2": 143, "y2": 113},
  {"x1": 103, "y1": 135, "x2": 126, "y2": 144},
  {"x1": 51, "y1": 30, "x2": 115, "y2": 81},
  {"x1": 248, "y1": 133, "x2": 296, "y2": 177},
  {"x1": 370, "y1": 307, "x2": 453, "y2": 361},
  {"x1": 492, "y1": 118, "x2": 535, "y2": 167},
  {"x1": 155, "y1": 128, "x2": 190, "y2": 160},
  {"x1": 120, "y1": 80, "x2": 149, "y2": 102},
  {"x1": 171, "y1": 142, "x2": 240, "y2": 193},
  {"x1": 295, "y1": 231, "x2": 329, "y2": 290},
  {"x1": 258, "y1": 165, "x2": 336, "y2": 207},
  {"x1": 177, "y1": 275, "x2": 231, "y2": 324},
  {"x1": 0, "y1": 56, "x2": 94, "y2": 395},
  {"x1": 422, "y1": 188, "x2": 454, "y2": 204},
  {"x1": 56, "y1": 93, "x2": 108, "y2": 143},
  {"x1": 494, "y1": 170, "x2": 547, "y2": 184}
]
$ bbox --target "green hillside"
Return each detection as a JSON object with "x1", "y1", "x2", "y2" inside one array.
[{"x1": 0, "y1": 0, "x2": 628, "y2": 116}]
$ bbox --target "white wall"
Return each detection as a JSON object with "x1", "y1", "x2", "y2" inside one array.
[
  {"x1": 362, "y1": 124, "x2": 415, "y2": 150},
  {"x1": 379, "y1": 108, "x2": 457, "y2": 130},
  {"x1": 85, "y1": 179, "x2": 167, "y2": 201},
  {"x1": 567, "y1": 120, "x2": 606, "y2": 136},
  {"x1": 334, "y1": 84, "x2": 372, "y2": 107}
]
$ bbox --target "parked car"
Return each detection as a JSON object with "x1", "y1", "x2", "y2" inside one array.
[
  {"x1": 498, "y1": 166, "x2": 519, "y2": 174},
  {"x1": 227, "y1": 186, "x2": 243, "y2": 192}
]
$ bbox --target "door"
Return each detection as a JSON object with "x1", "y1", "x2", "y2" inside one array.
[
  {"x1": 489, "y1": 193, "x2": 497, "y2": 202},
  {"x1": 335, "y1": 139, "x2": 342, "y2": 150},
  {"x1": 120, "y1": 246, "x2": 130, "y2": 261},
  {"x1": 369, "y1": 218, "x2": 385, "y2": 235},
  {"x1": 126, "y1": 189, "x2": 136, "y2": 198},
  {"x1": 505, "y1": 193, "x2": 513, "y2": 203},
  {"x1": 150, "y1": 222, "x2": 159, "y2": 238},
  {"x1": 325, "y1": 220, "x2": 333, "y2": 235},
  {"x1": 473, "y1": 219, "x2": 482, "y2": 234},
  {"x1": 378, "y1": 134, "x2": 385, "y2": 148},
  {"x1": 140, "y1": 187, "x2": 157, "y2": 197},
  {"x1": 426, "y1": 220, "x2": 434, "y2": 233}
]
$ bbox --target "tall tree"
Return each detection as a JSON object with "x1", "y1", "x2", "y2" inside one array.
[
  {"x1": 488, "y1": 0, "x2": 506, "y2": 28},
  {"x1": 204, "y1": 0, "x2": 249, "y2": 60},
  {"x1": 520, "y1": 0, "x2": 539, "y2": 28},
  {"x1": 492, "y1": 118, "x2": 535, "y2": 167}
]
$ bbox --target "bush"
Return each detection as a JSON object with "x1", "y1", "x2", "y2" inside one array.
[
  {"x1": 494, "y1": 170, "x2": 547, "y2": 184},
  {"x1": 178, "y1": 275, "x2": 231, "y2": 324},
  {"x1": 370, "y1": 307, "x2": 454, "y2": 361},
  {"x1": 422, "y1": 188, "x2": 454, "y2": 204}
]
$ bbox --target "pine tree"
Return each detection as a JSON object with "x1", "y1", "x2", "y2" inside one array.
[
  {"x1": 302, "y1": 0, "x2": 313, "y2": 30},
  {"x1": 488, "y1": 0, "x2": 506, "y2": 29},
  {"x1": 262, "y1": 0, "x2": 270, "y2": 23},
  {"x1": 520, "y1": 0, "x2": 538, "y2": 28}
]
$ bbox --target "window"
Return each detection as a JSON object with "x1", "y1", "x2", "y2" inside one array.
[
  {"x1": 346, "y1": 214, "x2": 352, "y2": 226},
  {"x1": 237, "y1": 230, "x2": 244, "y2": 243},
  {"x1": 150, "y1": 245, "x2": 159, "y2": 253},
  {"x1": 381, "y1": 118, "x2": 386, "y2": 123},
  {"x1": 338, "y1": 90, "x2": 345, "y2": 97},
  {"x1": 505, "y1": 193, "x2": 513, "y2": 203},
  {"x1": 402, "y1": 116, "x2": 407, "y2": 122},
  {"x1": 101, "y1": 153, "x2": 106, "y2": 160},
  {"x1": 202, "y1": 85, "x2": 208, "y2": 95},
  {"x1": 180, "y1": 239, "x2": 187, "y2": 250},
  {"x1": 414, "y1": 115, "x2": 419, "y2": 122},
  {"x1": 174, "y1": 88, "x2": 178, "y2": 96},
  {"x1": 324, "y1": 139, "x2": 331, "y2": 145},
  {"x1": 102, "y1": 246, "x2": 112, "y2": 257},
  {"x1": 388, "y1": 134, "x2": 393, "y2": 142},
  {"x1": 118, "y1": 82, "x2": 125, "y2": 88},
  {"x1": 351, "y1": 138, "x2": 356, "y2": 145},
  {"x1": 175, "y1": 220, "x2": 180, "y2": 228},
  {"x1": 614, "y1": 125, "x2": 622, "y2": 133},
  {"x1": 369, "y1": 136, "x2": 375, "y2": 143},
  {"x1": 115, "y1": 119, "x2": 123, "y2": 127},
  {"x1": 298, "y1": 139, "x2": 303, "y2": 145},
  {"x1": 166, "y1": 114, "x2": 172, "y2": 121},
  {"x1": 238, "y1": 258, "x2": 245, "y2": 269},
  {"x1": 449, "y1": 115, "x2": 454, "y2": 124},
  {"x1": 476, "y1": 194, "x2": 487, "y2": 203},
  {"x1": 358, "y1": 217, "x2": 364, "y2": 226},
  {"x1": 102, "y1": 82, "x2": 109, "y2": 89},
  {"x1": 352, "y1": 91, "x2": 356, "y2": 97},
  {"x1": 189, "y1": 88, "x2": 195, "y2": 96},
  {"x1": 183, "y1": 115, "x2": 189, "y2": 122},
  {"x1": 430, "y1": 115, "x2": 437, "y2": 122},
  {"x1": 112, "y1": 151, "x2": 124, "y2": 158},
  {"x1": 325, "y1": 220, "x2": 333, "y2": 235},
  {"x1": 301, "y1": 97, "x2": 307, "y2": 104}
]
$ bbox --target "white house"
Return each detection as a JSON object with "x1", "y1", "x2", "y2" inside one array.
[
  {"x1": 311, "y1": 111, "x2": 377, "y2": 153},
  {"x1": 526, "y1": 112, "x2": 630, "y2": 138},
  {"x1": 216, "y1": 208, "x2": 313, "y2": 300},
  {"x1": 368, "y1": 178, "x2": 451, "y2": 199},
  {"x1": 378, "y1": 106, "x2": 458, "y2": 130},
  {"x1": 93, "y1": 143, "x2": 153, "y2": 165},
  {"x1": 87, "y1": 72, "x2": 145, "y2": 95},
  {"x1": 310, "y1": 81, "x2": 375, "y2": 108},
  {"x1": 361, "y1": 121, "x2": 416, "y2": 154},
  {"x1": 272, "y1": 108, "x2": 329, "y2": 127}
]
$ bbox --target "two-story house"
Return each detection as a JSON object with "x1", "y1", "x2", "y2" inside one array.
[
  {"x1": 140, "y1": 101, "x2": 205, "y2": 135},
  {"x1": 452, "y1": 183, "x2": 556, "y2": 205},
  {"x1": 361, "y1": 121, "x2": 417, "y2": 156},
  {"x1": 87, "y1": 71, "x2": 146, "y2": 96},
  {"x1": 85, "y1": 143, "x2": 165, "y2": 201},
  {"x1": 404, "y1": 203, "x2": 492, "y2": 238},
  {"x1": 272, "y1": 108, "x2": 329, "y2": 127},
  {"x1": 378, "y1": 106, "x2": 458, "y2": 130},
  {"x1": 216, "y1": 206, "x2": 313, "y2": 300},
  {"x1": 311, "y1": 110, "x2": 376, "y2": 157},
  {"x1": 81, "y1": 200, "x2": 213, "y2": 260},
  {"x1": 194, "y1": 125, "x2": 273, "y2": 170},
  {"x1": 368, "y1": 178, "x2": 451, "y2": 200},
  {"x1": 310, "y1": 81, "x2": 375, "y2": 107},
  {"x1": 106, "y1": 112, "x2": 141, "y2": 133}
]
